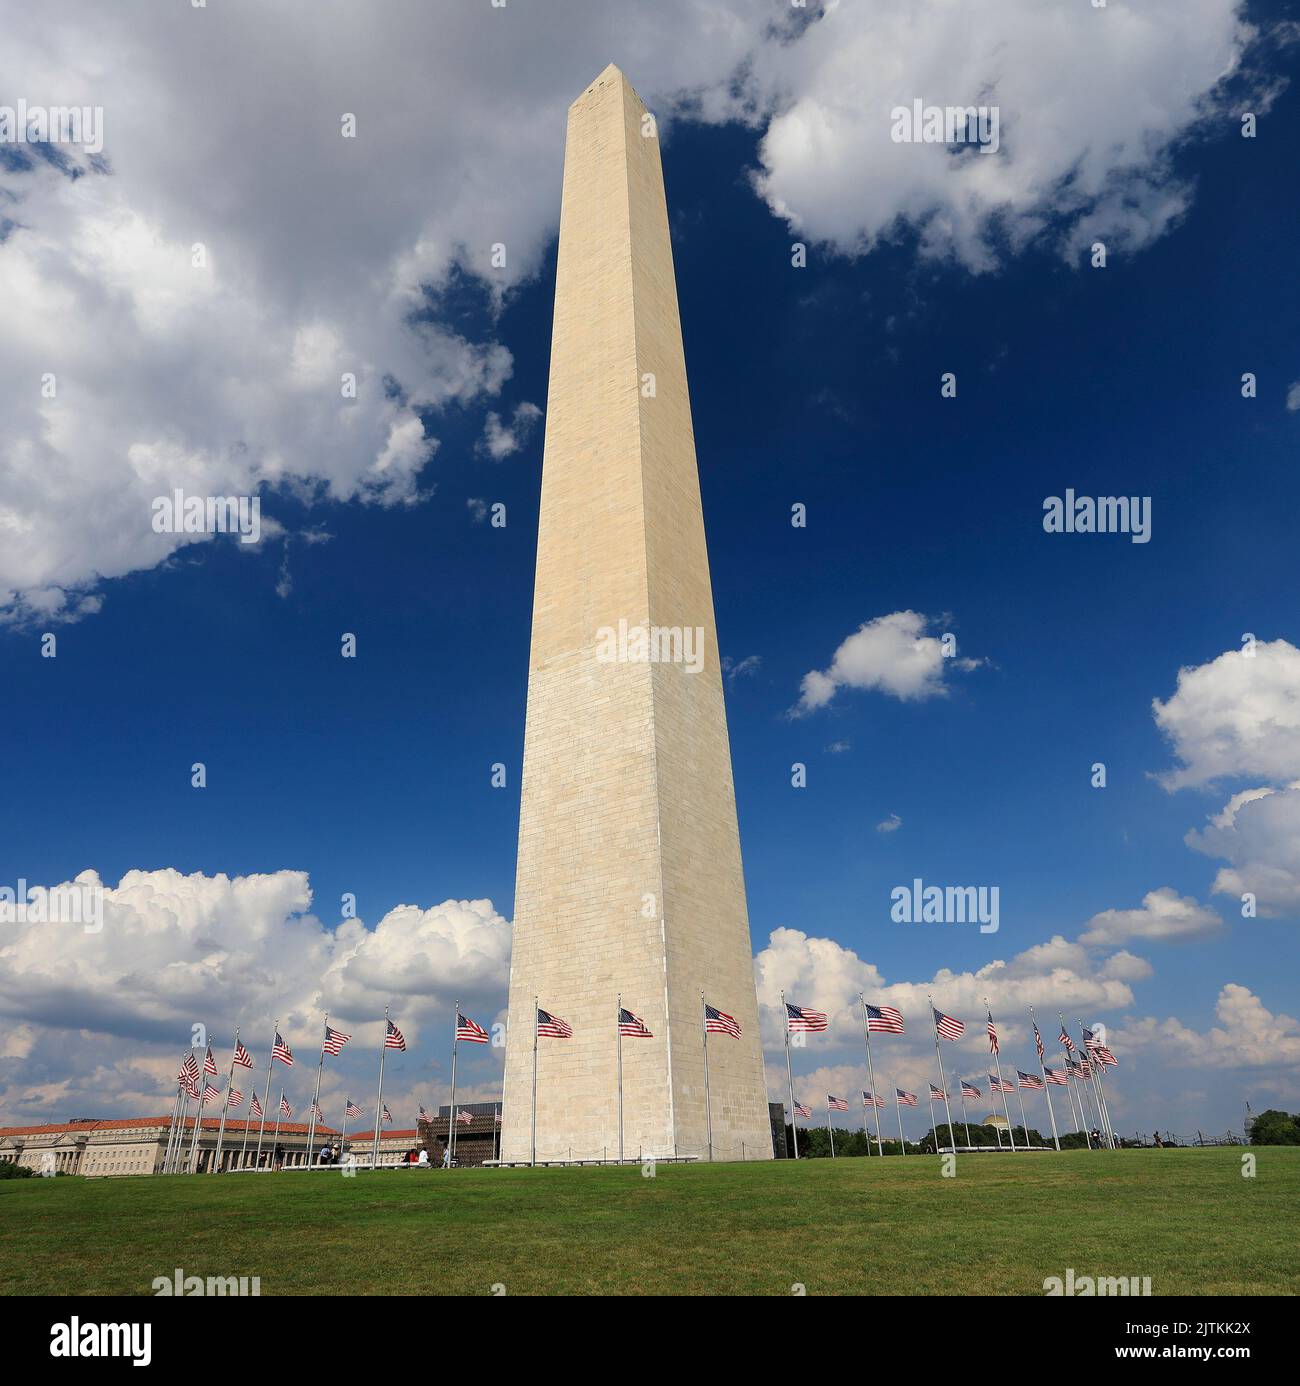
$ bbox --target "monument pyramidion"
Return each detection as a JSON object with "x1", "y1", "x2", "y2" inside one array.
[{"x1": 500, "y1": 66, "x2": 771, "y2": 1163}]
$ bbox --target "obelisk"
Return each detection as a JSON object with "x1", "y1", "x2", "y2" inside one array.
[{"x1": 500, "y1": 65, "x2": 771, "y2": 1163}]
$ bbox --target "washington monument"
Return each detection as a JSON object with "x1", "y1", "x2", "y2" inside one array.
[{"x1": 499, "y1": 66, "x2": 772, "y2": 1162}]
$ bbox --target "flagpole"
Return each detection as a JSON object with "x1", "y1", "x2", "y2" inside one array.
[
  {"x1": 827, "y1": 1099, "x2": 835, "y2": 1158},
  {"x1": 780, "y1": 989, "x2": 799, "y2": 1160},
  {"x1": 494, "y1": 1103, "x2": 500, "y2": 1162},
  {"x1": 179, "y1": 1082, "x2": 199, "y2": 1171},
  {"x1": 213, "y1": 1028, "x2": 240, "y2": 1174},
  {"x1": 1061, "y1": 1052, "x2": 1082, "y2": 1140},
  {"x1": 858, "y1": 995, "x2": 885, "y2": 1157},
  {"x1": 927, "y1": 1087, "x2": 936, "y2": 1151},
  {"x1": 186, "y1": 1054, "x2": 208, "y2": 1173},
  {"x1": 700, "y1": 991, "x2": 715, "y2": 1162},
  {"x1": 306, "y1": 1013, "x2": 326, "y2": 1168},
  {"x1": 271, "y1": 1088, "x2": 284, "y2": 1166},
  {"x1": 372, "y1": 1004, "x2": 390, "y2": 1171},
  {"x1": 1014, "y1": 1076, "x2": 1032, "y2": 1147},
  {"x1": 957, "y1": 1081, "x2": 972, "y2": 1148},
  {"x1": 255, "y1": 1021, "x2": 276, "y2": 1171},
  {"x1": 1062, "y1": 1012, "x2": 1096, "y2": 1145},
  {"x1": 340, "y1": 1101, "x2": 350, "y2": 1159},
  {"x1": 928, "y1": 996, "x2": 958, "y2": 1154},
  {"x1": 449, "y1": 1000, "x2": 460, "y2": 1167},
  {"x1": 616, "y1": 994, "x2": 624, "y2": 1163},
  {"x1": 163, "y1": 1067, "x2": 185, "y2": 1172},
  {"x1": 1031, "y1": 1009, "x2": 1061, "y2": 1151},
  {"x1": 531, "y1": 995, "x2": 538, "y2": 1166},
  {"x1": 239, "y1": 1095, "x2": 253, "y2": 1171},
  {"x1": 986, "y1": 999, "x2": 1017, "y2": 1151},
  {"x1": 1079, "y1": 1020, "x2": 1115, "y2": 1148},
  {"x1": 894, "y1": 1078, "x2": 907, "y2": 1154}
]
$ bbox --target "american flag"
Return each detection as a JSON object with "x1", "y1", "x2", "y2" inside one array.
[
  {"x1": 202, "y1": 1081, "x2": 221, "y2": 1106},
  {"x1": 1075, "y1": 1052, "x2": 1093, "y2": 1077},
  {"x1": 323, "y1": 1025, "x2": 351, "y2": 1056},
  {"x1": 896, "y1": 1088, "x2": 918, "y2": 1107},
  {"x1": 929, "y1": 1082, "x2": 947, "y2": 1100},
  {"x1": 184, "y1": 1075, "x2": 199, "y2": 1098},
  {"x1": 419, "y1": 1104, "x2": 433, "y2": 1123},
  {"x1": 793, "y1": 1102, "x2": 813, "y2": 1120},
  {"x1": 704, "y1": 1004, "x2": 740, "y2": 1037},
  {"x1": 1059, "y1": 1027, "x2": 1075, "y2": 1053},
  {"x1": 345, "y1": 1099, "x2": 363, "y2": 1119},
  {"x1": 279, "y1": 1095, "x2": 293, "y2": 1118},
  {"x1": 251, "y1": 1092, "x2": 264, "y2": 1119},
  {"x1": 233, "y1": 1041, "x2": 254, "y2": 1069},
  {"x1": 786, "y1": 1002, "x2": 828, "y2": 1033},
  {"x1": 384, "y1": 1019, "x2": 407, "y2": 1051},
  {"x1": 961, "y1": 1080, "x2": 981, "y2": 1100},
  {"x1": 1095, "y1": 1045, "x2": 1118, "y2": 1067},
  {"x1": 862, "y1": 1090, "x2": 886, "y2": 1108},
  {"x1": 1017, "y1": 1070, "x2": 1044, "y2": 1090},
  {"x1": 865, "y1": 1003, "x2": 905, "y2": 1034},
  {"x1": 272, "y1": 1032, "x2": 294, "y2": 1066},
  {"x1": 311, "y1": 1099, "x2": 324, "y2": 1122},
  {"x1": 1034, "y1": 1022, "x2": 1045, "y2": 1060},
  {"x1": 1082, "y1": 1026, "x2": 1101, "y2": 1050},
  {"x1": 456, "y1": 1013, "x2": 489, "y2": 1044},
  {"x1": 828, "y1": 1094, "x2": 849, "y2": 1111},
  {"x1": 986, "y1": 1012, "x2": 999, "y2": 1054},
  {"x1": 456, "y1": 1110, "x2": 474, "y2": 1125},
  {"x1": 382, "y1": 1104, "x2": 393, "y2": 1123},
  {"x1": 989, "y1": 1073, "x2": 1013, "y2": 1094},
  {"x1": 227, "y1": 1088, "x2": 243, "y2": 1109},
  {"x1": 203, "y1": 1046, "x2": 218, "y2": 1076},
  {"x1": 618, "y1": 1007, "x2": 653, "y2": 1038},
  {"x1": 1043, "y1": 1066, "x2": 1068, "y2": 1086},
  {"x1": 536, "y1": 1008, "x2": 572, "y2": 1038},
  {"x1": 180, "y1": 1053, "x2": 200, "y2": 1083},
  {"x1": 933, "y1": 1007, "x2": 965, "y2": 1040}
]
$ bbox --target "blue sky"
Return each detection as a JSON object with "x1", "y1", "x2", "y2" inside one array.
[{"x1": 2, "y1": 0, "x2": 1298, "y2": 1141}]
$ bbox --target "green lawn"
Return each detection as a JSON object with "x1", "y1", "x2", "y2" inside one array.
[{"x1": 2, "y1": 1148, "x2": 1296, "y2": 1296}]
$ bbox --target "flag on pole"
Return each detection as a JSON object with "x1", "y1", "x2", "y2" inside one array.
[
  {"x1": 703, "y1": 1004, "x2": 740, "y2": 1037},
  {"x1": 311, "y1": 1099, "x2": 324, "y2": 1122},
  {"x1": 384, "y1": 1019, "x2": 407, "y2": 1051},
  {"x1": 1095, "y1": 1045, "x2": 1118, "y2": 1067},
  {"x1": 793, "y1": 1102, "x2": 813, "y2": 1120},
  {"x1": 1059, "y1": 1026, "x2": 1076, "y2": 1053},
  {"x1": 1075, "y1": 1052, "x2": 1093, "y2": 1077},
  {"x1": 1017, "y1": 1070, "x2": 1045, "y2": 1091},
  {"x1": 250, "y1": 1092, "x2": 264, "y2": 1119},
  {"x1": 456, "y1": 1013, "x2": 489, "y2": 1044},
  {"x1": 233, "y1": 1041, "x2": 254, "y2": 1069},
  {"x1": 203, "y1": 1047, "x2": 218, "y2": 1076},
  {"x1": 180, "y1": 1053, "x2": 200, "y2": 1083},
  {"x1": 345, "y1": 1099, "x2": 363, "y2": 1119},
  {"x1": 785, "y1": 1002, "x2": 828, "y2": 1033},
  {"x1": 618, "y1": 1007, "x2": 654, "y2": 1038},
  {"x1": 202, "y1": 1081, "x2": 221, "y2": 1106},
  {"x1": 828, "y1": 1094, "x2": 849, "y2": 1111},
  {"x1": 986, "y1": 1012, "x2": 1000, "y2": 1054},
  {"x1": 419, "y1": 1105, "x2": 433, "y2": 1123},
  {"x1": 184, "y1": 1075, "x2": 199, "y2": 1098},
  {"x1": 960, "y1": 1080, "x2": 981, "y2": 1100},
  {"x1": 989, "y1": 1072, "x2": 1014, "y2": 1094},
  {"x1": 322, "y1": 1025, "x2": 351, "y2": 1055},
  {"x1": 1044, "y1": 1066, "x2": 1069, "y2": 1085},
  {"x1": 896, "y1": 1089, "x2": 918, "y2": 1107},
  {"x1": 279, "y1": 1095, "x2": 293, "y2": 1118},
  {"x1": 933, "y1": 1007, "x2": 965, "y2": 1039},
  {"x1": 227, "y1": 1088, "x2": 243, "y2": 1109},
  {"x1": 535, "y1": 1008, "x2": 572, "y2": 1038},
  {"x1": 456, "y1": 1110, "x2": 474, "y2": 1125},
  {"x1": 929, "y1": 1082, "x2": 948, "y2": 1100},
  {"x1": 1034, "y1": 1022, "x2": 1045, "y2": 1060},
  {"x1": 381, "y1": 1103, "x2": 393, "y2": 1123},
  {"x1": 864, "y1": 1003, "x2": 905, "y2": 1034},
  {"x1": 272, "y1": 1032, "x2": 294, "y2": 1065},
  {"x1": 862, "y1": 1090, "x2": 886, "y2": 1108}
]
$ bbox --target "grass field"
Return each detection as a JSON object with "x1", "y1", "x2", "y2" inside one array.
[{"x1": 2, "y1": 1148, "x2": 1296, "y2": 1296}]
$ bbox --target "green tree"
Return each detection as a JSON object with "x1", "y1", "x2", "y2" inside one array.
[{"x1": 1249, "y1": 1109, "x2": 1300, "y2": 1145}]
